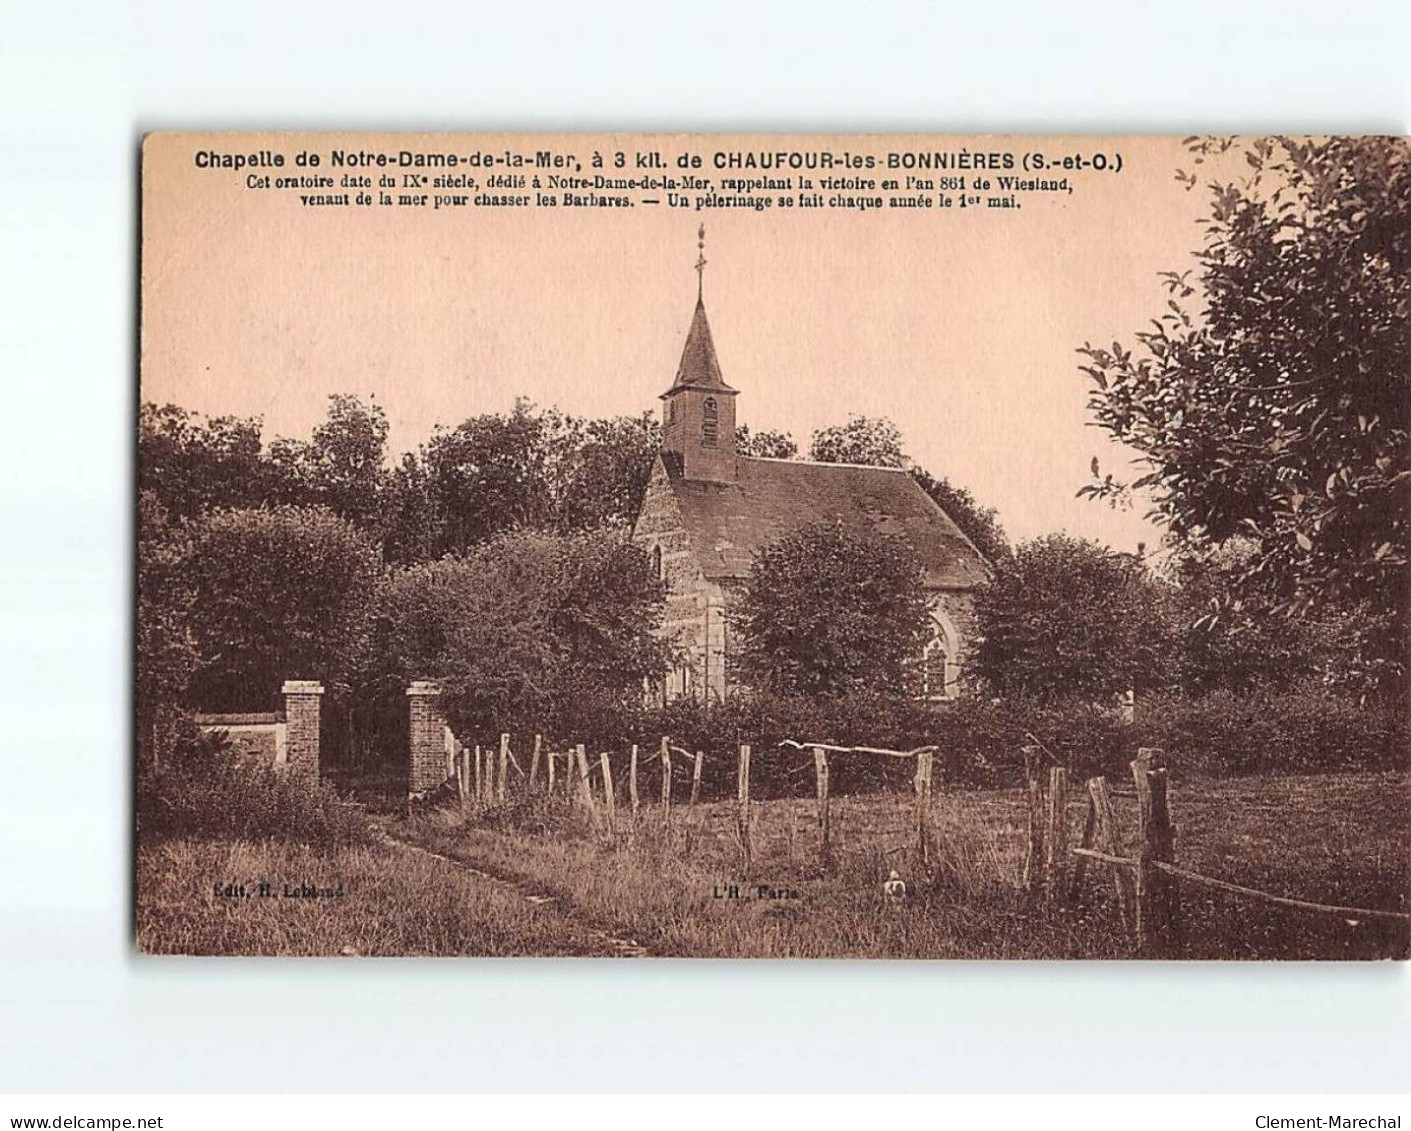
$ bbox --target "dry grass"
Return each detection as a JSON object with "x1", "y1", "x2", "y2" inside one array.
[
  {"x1": 400, "y1": 791, "x2": 1122, "y2": 959},
  {"x1": 135, "y1": 771, "x2": 1409, "y2": 959},
  {"x1": 398, "y1": 771, "x2": 1410, "y2": 960},
  {"x1": 136, "y1": 836, "x2": 621, "y2": 956}
]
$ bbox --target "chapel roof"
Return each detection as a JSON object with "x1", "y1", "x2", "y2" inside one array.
[{"x1": 659, "y1": 452, "x2": 990, "y2": 590}]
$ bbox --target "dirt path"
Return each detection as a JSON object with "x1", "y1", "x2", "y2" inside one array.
[{"x1": 372, "y1": 825, "x2": 652, "y2": 957}]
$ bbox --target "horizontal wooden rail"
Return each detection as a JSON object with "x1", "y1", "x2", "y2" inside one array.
[
  {"x1": 1069, "y1": 846, "x2": 1410, "y2": 924},
  {"x1": 1150, "y1": 860, "x2": 1411, "y2": 924},
  {"x1": 1072, "y1": 846, "x2": 1135, "y2": 868},
  {"x1": 778, "y1": 739, "x2": 938, "y2": 759}
]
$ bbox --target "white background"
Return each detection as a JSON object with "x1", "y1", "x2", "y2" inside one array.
[{"x1": 1, "y1": 0, "x2": 1408, "y2": 1095}]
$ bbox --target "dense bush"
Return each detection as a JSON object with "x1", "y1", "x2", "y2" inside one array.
[
  {"x1": 184, "y1": 505, "x2": 382, "y2": 711},
  {"x1": 378, "y1": 529, "x2": 672, "y2": 744},
  {"x1": 974, "y1": 533, "x2": 1175, "y2": 701},
  {"x1": 729, "y1": 523, "x2": 930, "y2": 699},
  {"x1": 137, "y1": 722, "x2": 370, "y2": 847}
]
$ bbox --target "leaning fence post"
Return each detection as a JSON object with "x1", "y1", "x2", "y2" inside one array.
[
  {"x1": 1021, "y1": 745, "x2": 1044, "y2": 894},
  {"x1": 600, "y1": 751, "x2": 617, "y2": 837},
  {"x1": 1132, "y1": 747, "x2": 1178, "y2": 956},
  {"x1": 813, "y1": 745, "x2": 832, "y2": 870},
  {"x1": 529, "y1": 734, "x2": 542, "y2": 791},
  {"x1": 914, "y1": 748, "x2": 934, "y2": 866},
  {"x1": 737, "y1": 744, "x2": 752, "y2": 873},
  {"x1": 1043, "y1": 765, "x2": 1069, "y2": 903},
  {"x1": 1068, "y1": 786, "x2": 1098, "y2": 901},
  {"x1": 575, "y1": 744, "x2": 596, "y2": 812},
  {"x1": 691, "y1": 750, "x2": 704, "y2": 807},
  {"x1": 1087, "y1": 775, "x2": 1131, "y2": 923},
  {"x1": 546, "y1": 749, "x2": 556, "y2": 795},
  {"x1": 629, "y1": 744, "x2": 640, "y2": 819},
  {"x1": 660, "y1": 737, "x2": 672, "y2": 825},
  {"x1": 498, "y1": 734, "x2": 510, "y2": 802}
]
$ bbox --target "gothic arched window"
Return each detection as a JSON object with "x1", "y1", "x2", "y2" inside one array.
[
  {"x1": 701, "y1": 396, "x2": 718, "y2": 447},
  {"x1": 922, "y1": 611, "x2": 961, "y2": 701},
  {"x1": 922, "y1": 637, "x2": 951, "y2": 701},
  {"x1": 651, "y1": 543, "x2": 664, "y2": 581}
]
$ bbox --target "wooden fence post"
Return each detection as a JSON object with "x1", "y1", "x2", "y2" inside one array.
[
  {"x1": 1087, "y1": 775, "x2": 1132, "y2": 924},
  {"x1": 1132, "y1": 747, "x2": 1179, "y2": 956},
  {"x1": 737, "y1": 744, "x2": 752, "y2": 873},
  {"x1": 546, "y1": 749, "x2": 556, "y2": 796},
  {"x1": 498, "y1": 734, "x2": 510, "y2": 802},
  {"x1": 529, "y1": 734, "x2": 542, "y2": 791},
  {"x1": 660, "y1": 737, "x2": 672, "y2": 824},
  {"x1": 1043, "y1": 765, "x2": 1069, "y2": 903},
  {"x1": 629, "y1": 744, "x2": 639, "y2": 819},
  {"x1": 691, "y1": 750, "x2": 704, "y2": 806},
  {"x1": 1068, "y1": 785, "x2": 1098, "y2": 900},
  {"x1": 813, "y1": 745, "x2": 832, "y2": 870},
  {"x1": 914, "y1": 748, "x2": 934, "y2": 866},
  {"x1": 1021, "y1": 745, "x2": 1044, "y2": 894},
  {"x1": 600, "y1": 751, "x2": 616, "y2": 836},
  {"x1": 576, "y1": 744, "x2": 596, "y2": 812},
  {"x1": 474, "y1": 744, "x2": 484, "y2": 802}
]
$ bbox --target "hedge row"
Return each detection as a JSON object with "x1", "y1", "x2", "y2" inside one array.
[{"x1": 575, "y1": 687, "x2": 1409, "y2": 801}]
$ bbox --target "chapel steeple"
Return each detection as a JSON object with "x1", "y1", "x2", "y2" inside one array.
[{"x1": 659, "y1": 225, "x2": 739, "y2": 484}]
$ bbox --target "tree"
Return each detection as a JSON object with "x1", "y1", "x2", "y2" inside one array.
[
  {"x1": 1080, "y1": 137, "x2": 1410, "y2": 686},
  {"x1": 420, "y1": 399, "x2": 557, "y2": 554},
  {"x1": 136, "y1": 490, "x2": 198, "y2": 762},
  {"x1": 729, "y1": 522, "x2": 930, "y2": 699},
  {"x1": 736, "y1": 424, "x2": 798, "y2": 459},
  {"x1": 552, "y1": 412, "x2": 660, "y2": 531},
  {"x1": 973, "y1": 534, "x2": 1175, "y2": 701},
  {"x1": 1163, "y1": 539, "x2": 1382, "y2": 696},
  {"x1": 382, "y1": 530, "x2": 671, "y2": 743},
  {"x1": 183, "y1": 506, "x2": 382, "y2": 710},
  {"x1": 809, "y1": 414, "x2": 906, "y2": 467},
  {"x1": 810, "y1": 413, "x2": 1009, "y2": 563},
  {"x1": 269, "y1": 394, "x2": 390, "y2": 530},
  {"x1": 413, "y1": 402, "x2": 661, "y2": 557},
  {"x1": 380, "y1": 450, "x2": 441, "y2": 566},
  {"x1": 139, "y1": 403, "x2": 287, "y2": 519}
]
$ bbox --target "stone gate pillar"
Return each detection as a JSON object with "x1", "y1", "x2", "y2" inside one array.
[
  {"x1": 406, "y1": 680, "x2": 447, "y2": 795},
  {"x1": 281, "y1": 680, "x2": 324, "y2": 779}
]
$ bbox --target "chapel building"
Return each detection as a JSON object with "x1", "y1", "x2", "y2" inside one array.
[{"x1": 631, "y1": 245, "x2": 990, "y2": 704}]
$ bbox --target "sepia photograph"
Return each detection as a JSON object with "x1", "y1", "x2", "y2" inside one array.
[{"x1": 136, "y1": 131, "x2": 1409, "y2": 960}]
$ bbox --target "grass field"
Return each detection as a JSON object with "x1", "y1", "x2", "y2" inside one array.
[
  {"x1": 394, "y1": 770, "x2": 1411, "y2": 960},
  {"x1": 136, "y1": 836, "x2": 623, "y2": 956},
  {"x1": 136, "y1": 770, "x2": 1409, "y2": 959}
]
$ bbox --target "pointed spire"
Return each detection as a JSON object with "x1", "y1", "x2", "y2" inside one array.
[
  {"x1": 668, "y1": 295, "x2": 735, "y2": 393},
  {"x1": 662, "y1": 227, "x2": 736, "y2": 396}
]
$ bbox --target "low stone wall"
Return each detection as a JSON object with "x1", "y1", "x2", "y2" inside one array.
[
  {"x1": 191, "y1": 713, "x2": 286, "y2": 764},
  {"x1": 193, "y1": 680, "x2": 324, "y2": 777}
]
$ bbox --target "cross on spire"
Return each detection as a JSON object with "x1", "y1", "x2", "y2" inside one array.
[{"x1": 694, "y1": 223, "x2": 707, "y2": 300}]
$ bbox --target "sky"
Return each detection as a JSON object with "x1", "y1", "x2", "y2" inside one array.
[{"x1": 141, "y1": 133, "x2": 1241, "y2": 553}]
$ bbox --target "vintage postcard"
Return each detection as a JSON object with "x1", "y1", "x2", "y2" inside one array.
[{"x1": 137, "y1": 132, "x2": 1409, "y2": 959}]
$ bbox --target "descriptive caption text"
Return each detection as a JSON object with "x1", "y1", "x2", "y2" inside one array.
[{"x1": 189, "y1": 145, "x2": 1128, "y2": 214}]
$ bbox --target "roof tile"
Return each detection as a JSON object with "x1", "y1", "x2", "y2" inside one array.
[{"x1": 662, "y1": 455, "x2": 989, "y2": 589}]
